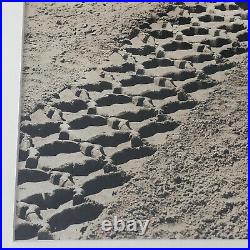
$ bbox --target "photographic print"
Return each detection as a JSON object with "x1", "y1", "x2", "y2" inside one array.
[{"x1": 15, "y1": 2, "x2": 248, "y2": 240}]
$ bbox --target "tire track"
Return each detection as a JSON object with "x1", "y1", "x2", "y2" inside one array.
[{"x1": 15, "y1": 2, "x2": 248, "y2": 240}]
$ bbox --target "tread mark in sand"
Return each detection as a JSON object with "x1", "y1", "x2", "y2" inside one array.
[{"x1": 15, "y1": 3, "x2": 248, "y2": 240}]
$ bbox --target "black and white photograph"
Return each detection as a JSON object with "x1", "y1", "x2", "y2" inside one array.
[{"x1": 9, "y1": 2, "x2": 248, "y2": 243}]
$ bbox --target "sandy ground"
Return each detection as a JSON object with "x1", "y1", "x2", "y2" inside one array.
[
  {"x1": 15, "y1": 2, "x2": 247, "y2": 240},
  {"x1": 20, "y1": 2, "x2": 170, "y2": 115},
  {"x1": 85, "y1": 60, "x2": 248, "y2": 239}
]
